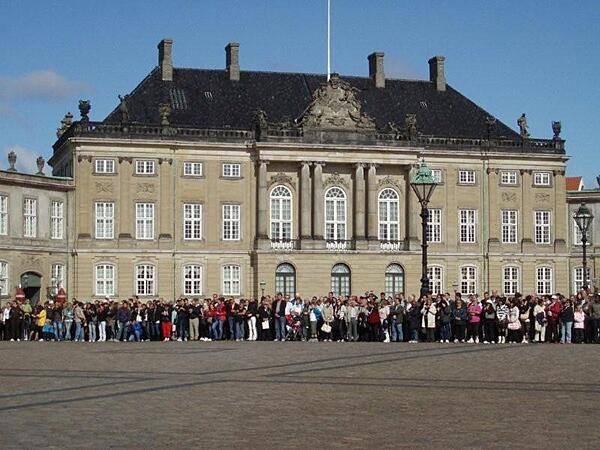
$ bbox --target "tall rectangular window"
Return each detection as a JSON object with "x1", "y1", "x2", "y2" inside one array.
[
  {"x1": 95, "y1": 202, "x2": 114, "y2": 239},
  {"x1": 222, "y1": 204, "x2": 240, "y2": 240},
  {"x1": 95, "y1": 264, "x2": 115, "y2": 297},
  {"x1": 183, "y1": 162, "x2": 203, "y2": 177},
  {"x1": 51, "y1": 263, "x2": 65, "y2": 291},
  {"x1": 50, "y1": 201, "x2": 64, "y2": 239},
  {"x1": 183, "y1": 203, "x2": 203, "y2": 240},
  {"x1": 536, "y1": 267, "x2": 553, "y2": 295},
  {"x1": 135, "y1": 160, "x2": 155, "y2": 175},
  {"x1": 222, "y1": 163, "x2": 241, "y2": 178},
  {"x1": 136, "y1": 203, "x2": 154, "y2": 240},
  {"x1": 0, "y1": 261, "x2": 8, "y2": 296},
  {"x1": 427, "y1": 208, "x2": 442, "y2": 243},
  {"x1": 458, "y1": 170, "x2": 475, "y2": 185},
  {"x1": 427, "y1": 266, "x2": 443, "y2": 295},
  {"x1": 183, "y1": 264, "x2": 203, "y2": 295},
  {"x1": 459, "y1": 209, "x2": 477, "y2": 243},
  {"x1": 135, "y1": 264, "x2": 155, "y2": 296},
  {"x1": 503, "y1": 266, "x2": 519, "y2": 296},
  {"x1": 222, "y1": 265, "x2": 241, "y2": 295},
  {"x1": 23, "y1": 198, "x2": 37, "y2": 238},
  {"x1": 501, "y1": 210, "x2": 518, "y2": 244},
  {"x1": 460, "y1": 266, "x2": 477, "y2": 295},
  {"x1": 0, "y1": 195, "x2": 7, "y2": 235},
  {"x1": 534, "y1": 211, "x2": 551, "y2": 244},
  {"x1": 95, "y1": 159, "x2": 115, "y2": 174},
  {"x1": 573, "y1": 267, "x2": 591, "y2": 293}
]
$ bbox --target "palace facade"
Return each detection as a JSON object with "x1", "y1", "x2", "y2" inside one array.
[{"x1": 1, "y1": 39, "x2": 574, "y2": 302}]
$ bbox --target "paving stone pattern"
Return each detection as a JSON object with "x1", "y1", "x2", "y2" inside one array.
[{"x1": 0, "y1": 342, "x2": 598, "y2": 449}]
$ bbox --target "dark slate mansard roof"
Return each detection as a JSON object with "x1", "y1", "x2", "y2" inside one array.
[{"x1": 104, "y1": 67, "x2": 521, "y2": 140}]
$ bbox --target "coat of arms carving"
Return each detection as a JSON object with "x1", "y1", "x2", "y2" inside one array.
[
  {"x1": 95, "y1": 182, "x2": 113, "y2": 193},
  {"x1": 136, "y1": 183, "x2": 155, "y2": 194},
  {"x1": 501, "y1": 192, "x2": 516, "y2": 202},
  {"x1": 299, "y1": 74, "x2": 376, "y2": 131}
]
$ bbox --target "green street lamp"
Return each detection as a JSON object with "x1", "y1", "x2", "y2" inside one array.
[
  {"x1": 574, "y1": 203, "x2": 594, "y2": 290},
  {"x1": 410, "y1": 159, "x2": 438, "y2": 298}
]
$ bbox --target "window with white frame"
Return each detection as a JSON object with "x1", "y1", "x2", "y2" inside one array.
[
  {"x1": 136, "y1": 203, "x2": 154, "y2": 240},
  {"x1": 460, "y1": 266, "x2": 477, "y2": 295},
  {"x1": 95, "y1": 202, "x2": 114, "y2": 239},
  {"x1": 222, "y1": 204, "x2": 241, "y2": 240},
  {"x1": 50, "y1": 201, "x2": 64, "y2": 239},
  {"x1": 427, "y1": 208, "x2": 442, "y2": 243},
  {"x1": 536, "y1": 266, "x2": 553, "y2": 295},
  {"x1": 51, "y1": 263, "x2": 65, "y2": 291},
  {"x1": 183, "y1": 203, "x2": 203, "y2": 240},
  {"x1": 331, "y1": 263, "x2": 351, "y2": 297},
  {"x1": 183, "y1": 264, "x2": 203, "y2": 296},
  {"x1": 500, "y1": 170, "x2": 518, "y2": 185},
  {"x1": 0, "y1": 261, "x2": 8, "y2": 296},
  {"x1": 95, "y1": 159, "x2": 115, "y2": 174},
  {"x1": 431, "y1": 169, "x2": 442, "y2": 184},
  {"x1": 270, "y1": 186, "x2": 292, "y2": 240},
  {"x1": 95, "y1": 264, "x2": 115, "y2": 297},
  {"x1": 325, "y1": 187, "x2": 346, "y2": 241},
  {"x1": 183, "y1": 162, "x2": 203, "y2": 177},
  {"x1": 458, "y1": 170, "x2": 476, "y2": 185},
  {"x1": 385, "y1": 264, "x2": 405, "y2": 297},
  {"x1": 378, "y1": 188, "x2": 399, "y2": 241},
  {"x1": 222, "y1": 264, "x2": 241, "y2": 295},
  {"x1": 573, "y1": 267, "x2": 591, "y2": 293},
  {"x1": 23, "y1": 198, "x2": 37, "y2": 238},
  {"x1": 0, "y1": 195, "x2": 7, "y2": 235},
  {"x1": 135, "y1": 160, "x2": 155, "y2": 175},
  {"x1": 573, "y1": 219, "x2": 592, "y2": 246},
  {"x1": 503, "y1": 266, "x2": 519, "y2": 296},
  {"x1": 136, "y1": 264, "x2": 156, "y2": 296},
  {"x1": 427, "y1": 265, "x2": 443, "y2": 295},
  {"x1": 533, "y1": 171, "x2": 551, "y2": 186},
  {"x1": 501, "y1": 210, "x2": 518, "y2": 244},
  {"x1": 534, "y1": 211, "x2": 551, "y2": 244},
  {"x1": 459, "y1": 209, "x2": 477, "y2": 243},
  {"x1": 222, "y1": 163, "x2": 241, "y2": 178}
]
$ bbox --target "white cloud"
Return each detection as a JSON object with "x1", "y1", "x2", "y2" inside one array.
[
  {"x1": 3, "y1": 145, "x2": 45, "y2": 174},
  {"x1": 0, "y1": 70, "x2": 89, "y2": 101}
]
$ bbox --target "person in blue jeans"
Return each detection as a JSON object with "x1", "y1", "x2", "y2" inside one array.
[
  {"x1": 389, "y1": 298, "x2": 404, "y2": 342},
  {"x1": 560, "y1": 299, "x2": 574, "y2": 344},
  {"x1": 272, "y1": 293, "x2": 287, "y2": 341}
]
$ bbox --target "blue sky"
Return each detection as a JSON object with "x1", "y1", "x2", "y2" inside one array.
[{"x1": 1, "y1": 0, "x2": 598, "y2": 185}]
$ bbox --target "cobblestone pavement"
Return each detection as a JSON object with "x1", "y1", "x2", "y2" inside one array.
[{"x1": 0, "y1": 341, "x2": 599, "y2": 449}]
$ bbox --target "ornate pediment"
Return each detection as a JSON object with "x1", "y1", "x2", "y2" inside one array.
[
  {"x1": 378, "y1": 176, "x2": 402, "y2": 192},
  {"x1": 323, "y1": 172, "x2": 350, "y2": 189},
  {"x1": 299, "y1": 74, "x2": 376, "y2": 131},
  {"x1": 268, "y1": 172, "x2": 295, "y2": 190}
]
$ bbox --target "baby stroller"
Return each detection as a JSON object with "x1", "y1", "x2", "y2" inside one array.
[{"x1": 285, "y1": 315, "x2": 303, "y2": 341}]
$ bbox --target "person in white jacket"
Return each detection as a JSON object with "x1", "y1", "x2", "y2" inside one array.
[
  {"x1": 532, "y1": 298, "x2": 547, "y2": 343},
  {"x1": 421, "y1": 298, "x2": 437, "y2": 342}
]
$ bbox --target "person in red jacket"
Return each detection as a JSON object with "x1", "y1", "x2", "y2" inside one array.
[{"x1": 545, "y1": 295, "x2": 562, "y2": 343}]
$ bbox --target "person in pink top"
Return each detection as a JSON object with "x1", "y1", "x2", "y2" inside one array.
[
  {"x1": 467, "y1": 296, "x2": 482, "y2": 343},
  {"x1": 573, "y1": 304, "x2": 586, "y2": 344}
]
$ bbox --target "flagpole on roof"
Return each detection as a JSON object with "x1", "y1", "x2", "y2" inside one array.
[{"x1": 327, "y1": 0, "x2": 331, "y2": 81}]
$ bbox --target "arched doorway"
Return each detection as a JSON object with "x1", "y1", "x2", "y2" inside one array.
[
  {"x1": 275, "y1": 263, "x2": 296, "y2": 297},
  {"x1": 21, "y1": 272, "x2": 42, "y2": 305}
]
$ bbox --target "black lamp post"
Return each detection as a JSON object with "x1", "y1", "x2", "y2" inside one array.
[
  {"x1": 410, "y1": 159, "x2": 438, "y2": 298},
  {"x1": 574, "y1": 203, "x2": 594, "y2": 290}
]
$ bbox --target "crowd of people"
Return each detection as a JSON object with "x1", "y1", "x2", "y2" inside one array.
[{"x1": 1, "y1": 290, "x2": 600, "y2": 345}]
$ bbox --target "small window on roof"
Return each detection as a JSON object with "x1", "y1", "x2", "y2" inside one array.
[{"x1": 169, "y1": 88, "x2": 188, "y2": 110}]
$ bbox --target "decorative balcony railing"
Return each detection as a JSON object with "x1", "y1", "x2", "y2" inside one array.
[
  {"x1": 270, "y1": 239, "x2": 299, "y2": 251},
  {"x1": 326, "y1": 239, "x2": 355, "y2": 251},
  {"x1": 379, "y1": 240, "x2": 402, "y2": 251}
]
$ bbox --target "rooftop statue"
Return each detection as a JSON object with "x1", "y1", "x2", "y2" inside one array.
[{"x1": 517, "y1": 113, "x2": 529, "y2": 139}]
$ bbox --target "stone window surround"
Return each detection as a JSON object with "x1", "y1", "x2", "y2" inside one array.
[
  {"x1": 221, "y1": 263, "x2": 242, "y2": 296},
  {"x1": 182, "y1": 201, "x2": 204, "y2": 241},
  {"x1": 182, "y1": 161, "x2": 205, "y2": 178},
  {"x1": 94, "y1": 200, "x2": 116, "y2": 240},
  {"x1": 182, "y1": 263, "x2": 204, "y2": 296},
  {"x1": 0, "y1": 192, "x2": 9, "y2": 236},
  {"x1": 23, "y1": 195, "x2": 39, "y2": 239},
  {"x1": 133, "y1": 159, "x2": 158, "y2": 177},
  {"x1": 221, "y1": 162, "x2": 243, "y2": 180},
  {"x1": 93, "y1": 158, "x2": 118, "y2": 176},
  {"x1": 532, "y1": 171, "x2": 553, "y2": 188},
  {"x1": 49, "y1": 198, "x2": 65, "y2": 240},
  {"x1": 499, "y1": 170, "x2": 520, "y2": 187},
  {"x1": 457, "y1": 169, "x2": 477, "y2": 186},
  {"x1": 221, "y1": 201, "x2": 242, "y2": 241}
]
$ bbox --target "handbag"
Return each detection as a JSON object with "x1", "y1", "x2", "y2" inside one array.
[
  {"x1": 321, "y1": 323, "x2": 332, "y2": 333},
  {"x1": 261, "y1": 319, "x2": 270, "y2": 330}
]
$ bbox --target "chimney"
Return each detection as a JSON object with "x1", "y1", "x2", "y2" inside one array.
[
  {"x1": 157, "y1": 39, "x2": 173, "y2": 82},
  {"x1": 428, "y1": 56, "x2": 446, "y2": 92},
  {"x1": 225, "y1": 42, "x2": 240, "y2": 81},
  {"x1": 368, "y1": 52, "x2": 385, "y2": 88}
]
